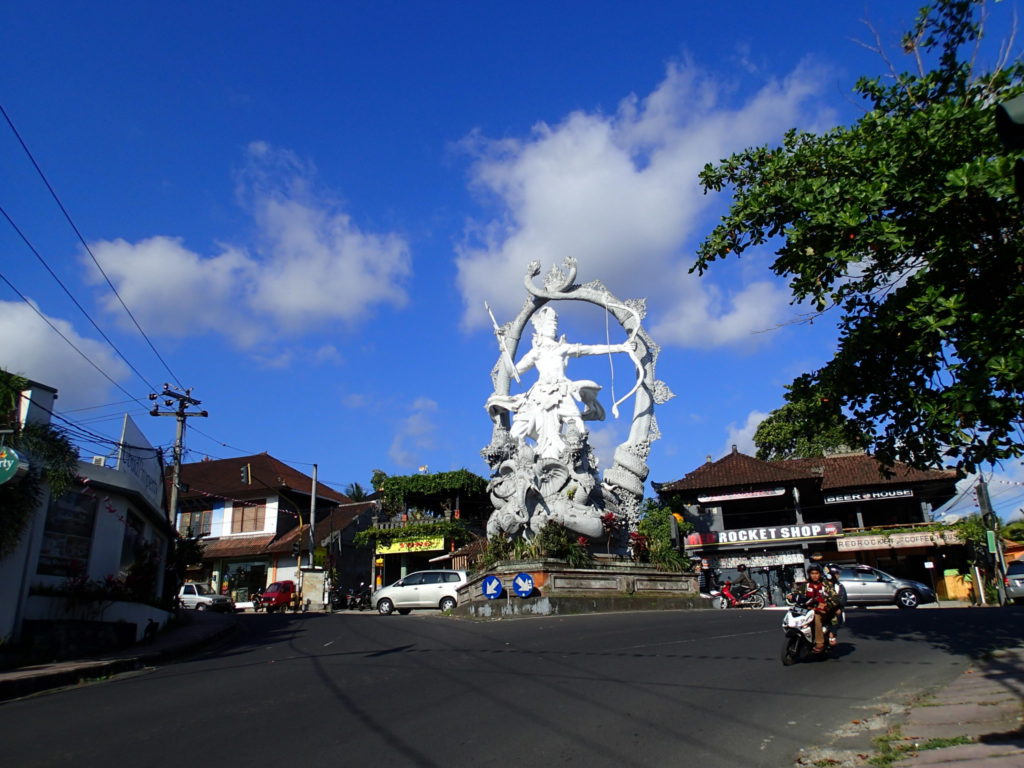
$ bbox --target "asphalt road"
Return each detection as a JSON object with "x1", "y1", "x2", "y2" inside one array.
[{"x1": 2, "y1": 605, "x2": 1022, "y2": 768}]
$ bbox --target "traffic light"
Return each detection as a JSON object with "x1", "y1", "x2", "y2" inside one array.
[
  {"x1": 996, "y1": 94, "x2": 1024, "y2": 196},
  {"x1": 292, "y1": 540, "x2": 300, "y2": 558},
  {"x1": 240, "y1": 463, "x2": 251, "y2": 485}
]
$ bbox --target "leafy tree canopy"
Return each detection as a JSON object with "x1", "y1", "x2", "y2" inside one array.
[
  {"x1": 1, "y1": 369, "x2": 79, "y2": 556},
  {"x1": 754, "y1": 386, "x2": 870, "y2": 460},
  {"x1": 374, "y1": 468, "x2": 490, "y2": 521},
  {"x1": 696, "y1": 1, "x2": 1024, "y2": 473},
  {"x1": 1001, "y1": 519, "x2": 1024, "y2": 541}
]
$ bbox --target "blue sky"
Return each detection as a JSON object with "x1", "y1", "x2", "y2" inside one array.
[{"x1": 2, "y1": 1, "x2": 1022, "y2": 521}]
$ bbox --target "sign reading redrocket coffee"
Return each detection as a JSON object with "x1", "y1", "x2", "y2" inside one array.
[{"x1": 685, "y1": 521, "x2": 843, "y2": 549}]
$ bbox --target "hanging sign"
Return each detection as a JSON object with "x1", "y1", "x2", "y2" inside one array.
[{"x1": 0, "y1": 446, "x2": 26, "y2": 485}]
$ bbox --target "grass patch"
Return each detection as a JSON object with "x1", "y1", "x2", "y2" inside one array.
[{"x1": 868, "y1": 727, "x2": 972, "y2": 767}]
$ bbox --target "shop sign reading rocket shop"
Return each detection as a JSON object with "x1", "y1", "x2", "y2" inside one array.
[{"x1": 685, "y1": 522, "x2": 843, "y2": 549}]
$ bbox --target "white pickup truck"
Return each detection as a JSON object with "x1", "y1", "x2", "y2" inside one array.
[{"x1": 178, "y1": 583, "x2": 235, "y2": 612}]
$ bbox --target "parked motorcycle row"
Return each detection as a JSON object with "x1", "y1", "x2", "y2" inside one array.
[{"x1": 329, "y1": 584, "x2": 371, "y2": 611}]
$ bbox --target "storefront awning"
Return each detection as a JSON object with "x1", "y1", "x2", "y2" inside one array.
[{"x1": 201, "y1": 534, "x2": 276, "y2": 559}]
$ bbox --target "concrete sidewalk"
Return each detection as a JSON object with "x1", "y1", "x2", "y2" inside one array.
[
  {"x1": 0, "y1": 610, "x2": 238, "y2": 703},
  {"x1": 889, "y1": 644, "x2": 1024, "y2": 767},
  {"x1": 797, "y1": 643, "x2": 1024, "y2": 767}
]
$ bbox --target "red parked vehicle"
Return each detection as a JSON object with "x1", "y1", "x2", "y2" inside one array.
[{"x1": 260, "y1": 580, "x2": 296, "y2": 613}]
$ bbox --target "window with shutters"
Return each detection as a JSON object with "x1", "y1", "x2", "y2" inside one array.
[{"x1": 231, "y1": 502, "x2": 266, "y2": 534}]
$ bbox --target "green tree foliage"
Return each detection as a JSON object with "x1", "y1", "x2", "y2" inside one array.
[
  {"x1": 344, "y1": 481, "x2": 369, "y2": 501},
  {"x1": 638, "y1": 498, "x2": 692, "y2": 571},
  {"x1": 375, "y1": 469, "x2": 489, "y2": 521},
  {"x1": 696, "y1": 1, "x2": 1024, "y2": 472},
  {"x1": 754, "y1": 386, "x2": 870, "y2": 460},
  {"x1": 0, "y1": 369, "x2": 79, "y2": 556},
  {"x1": 1001, "y1": 519, "x2": 1024, "y2": 542},
  {"x1": 353, "y1": 519, "x2": 473, "y2": 549}
]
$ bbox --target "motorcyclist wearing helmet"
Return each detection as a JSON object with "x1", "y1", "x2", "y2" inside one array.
[
  {"x1": 796, "y1": 563, "x2": 839, "y2": 653},
  {"x1": 722, "y1": 563, "x2": 757, "y2": 606},
  {"x1": 825, "y1": 563, "x2": 846, "y2": 632},
  {"x1": 733, "y1": 564, "x2": 757, "y2": 598}
]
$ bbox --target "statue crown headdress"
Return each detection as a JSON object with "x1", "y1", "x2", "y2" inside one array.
[{"x1": 531, "y1": 306, "x2": 557, "y2": 336}]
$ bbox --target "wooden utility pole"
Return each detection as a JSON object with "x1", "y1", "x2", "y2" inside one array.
[
  {"x1": 150, "y1": 386, "x2": 207, "y2": 526},
  {"x1": 977, "y1": 478, "x2": 1008, "y2": 606}
]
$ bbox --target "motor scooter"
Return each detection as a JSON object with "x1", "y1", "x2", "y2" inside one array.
[
  {"x1": 780, "y1": 594, "x2": 835, "y2": 665},
  {"x1": 328, "y1": 586, "x2": 345, "y2": 610},
  {"x1": 347, "y1": 583, "x2": 371, "y2": 610},
  {"x1": 709, "y1": 579, "x2": 767, "y2": 609}
]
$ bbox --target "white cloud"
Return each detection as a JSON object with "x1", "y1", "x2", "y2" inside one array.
[
  {"x1": 0, "y1": 300, "x2": 131, "y2": 410},
  {"x1": 86, "y1": 142, "x2": 411, "y2": 347},
  {"x1": 651, "y1": 275, "x2": 792, "y2": 347},
  {"x1": 84, "y1": 235, "x2": 257, "y2": 343},
  {"x1": 313, "y1": 344, "x2": 343, "y2": 365},
  {"x1": 455, "y1": 58, "x2": 832, "y2": 347},
  {"x1": 389, "y1": 397, "x2": 439, "y2": 469},
  {"x1": 722, "y1": 409, "x2": 769, "y2": 457}
]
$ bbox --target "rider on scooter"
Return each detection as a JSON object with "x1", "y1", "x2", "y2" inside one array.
[
  {"x1": 798, "y1": 563, "x2": 840, "y2": 653},
  {"x1": 722, "y1": 564, "x2": 757, "y2": 606}
]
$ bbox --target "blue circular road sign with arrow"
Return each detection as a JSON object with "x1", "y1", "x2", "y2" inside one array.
[
  {"x1": 481, "y1": 574, "x2": 503, "y2": 599},
  {"x1": 512, "y1": 573, "x2": 534, "y2": 598}
]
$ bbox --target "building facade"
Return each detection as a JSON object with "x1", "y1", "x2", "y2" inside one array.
[
  {"x1": 654, "y1": 448, "x2": 962, "y2": 605},
  {"x1": 172, "y1": 453, "x2": 358, "y2": 606},
  {"x1": 2, "y1": 379, "x2": 172, "y2": 653}
]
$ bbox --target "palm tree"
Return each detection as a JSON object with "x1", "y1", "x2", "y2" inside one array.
[{"x1": 344, "y1": 481, "x2": 369, "y2": 501}]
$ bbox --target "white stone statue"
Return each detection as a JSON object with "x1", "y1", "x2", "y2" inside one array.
[
  {"x1": 485, "y1": 306, "x2": 633, "y2": 460},
  {"x1": 481, "y1": 259, "x2": 674, "y2": 544}
]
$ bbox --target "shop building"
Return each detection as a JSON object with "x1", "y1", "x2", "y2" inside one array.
[
  {"x1": 653, "y1": 448, "x2": 961, "y2": 604},
  {"x1": 2, "y1": 379, "x2": 173, "y2": 651},
  {"x1": 172, "y1": 453, "x2": 350, "y2": 604}
]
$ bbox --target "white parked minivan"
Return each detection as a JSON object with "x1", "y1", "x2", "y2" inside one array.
[{"x1": 374, "y1": 570, "x2": 468, "y2": 615}]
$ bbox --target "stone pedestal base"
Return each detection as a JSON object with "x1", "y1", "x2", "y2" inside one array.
[{"x1": 455, "y1": 560, "x2": 709, "y2": 617}]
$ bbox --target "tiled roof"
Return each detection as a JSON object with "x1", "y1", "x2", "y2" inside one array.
[
  {"x1": 655, "y1": 449, "x2": 813, "y2": 493},
  {"x1": 264, "y1": 503, "x2": 376, "y2": 554},
  {"x1": 656, "y1": 449, "x2": 958, "y2": 494},
  {"x1": 782, "y1": 453, "x2": 958, "y2": 490},
  {"x1": 172, "y1": 453, "x2": 349, "y2": 504}
]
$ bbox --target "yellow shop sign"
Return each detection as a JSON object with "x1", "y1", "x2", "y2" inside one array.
[{"x1": 377, "y1": 536, "x2": 445, "y2": 555}]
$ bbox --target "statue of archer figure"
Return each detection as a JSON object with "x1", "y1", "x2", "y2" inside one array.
[
  {"x1": 481, "y1": 259, "x2": 671, "y2": 544},
  {"x1": 485, "y1": 305, "x2": 635, "y2": 461}
]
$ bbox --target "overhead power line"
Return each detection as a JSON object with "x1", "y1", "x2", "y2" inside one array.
[
  {"x1": 0, "y1": 268, "x2": 149, "y2": 408},
  {"x1": 0, "y1": 101, "x2": 183, "y2": 390},
  {"x1": 0, "y1": 203, "x2": 158, "y2": 392}
]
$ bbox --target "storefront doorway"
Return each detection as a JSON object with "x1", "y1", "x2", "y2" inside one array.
[{"x1": 222, "y1": 561, "x2": 268, "y2": 603}]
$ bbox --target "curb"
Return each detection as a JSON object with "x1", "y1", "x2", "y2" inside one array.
[{"x1": 0, "y1": 616, "x2": 238, "y2": 703}]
